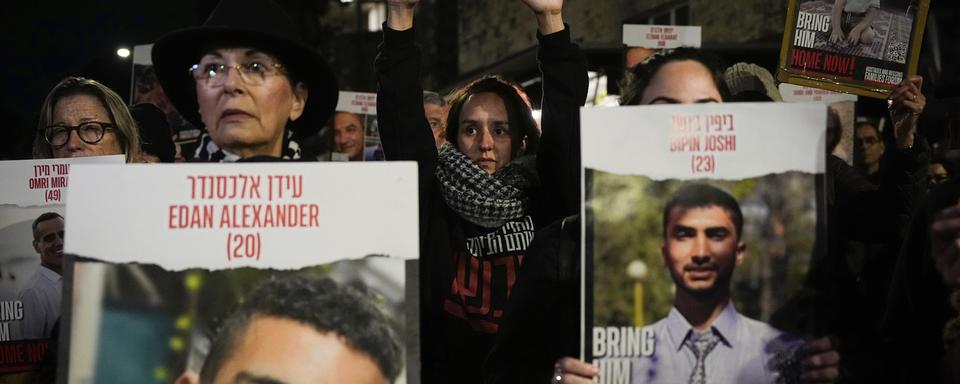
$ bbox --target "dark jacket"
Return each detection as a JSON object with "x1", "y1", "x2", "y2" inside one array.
[{"x1": 375, "y1": 25, "x2": 587, "y2": 383}]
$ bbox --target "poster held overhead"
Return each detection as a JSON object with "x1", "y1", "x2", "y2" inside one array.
[{"x1": 776, "y1": 0, "x2": 930, "y2": 98}]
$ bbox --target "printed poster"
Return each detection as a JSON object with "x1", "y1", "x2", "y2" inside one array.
[
  {"x1": 62, "y1": 163, "x2": 419, "y2": 384},
  {"x1": 330, "y1": 91, "x2": 383, "y2": 162},
  {"x1": 622, "y1": 25, "x2": 702, "y2": 49},
  {"x1": 582, "y1": 103, "x2": 826, "y2": 383},
  {"x1": 623, "y1": 24, "x2": 702, "y2": 73},
  {"x1": 0, "y1": 156, "x2": 123, "y2": 380},
  {"x1": 780, "y1": 83, "x2": 858, "y2": 164},
  {"x1": 777, "y1": 0, "x2": 930, "y2": 98}
]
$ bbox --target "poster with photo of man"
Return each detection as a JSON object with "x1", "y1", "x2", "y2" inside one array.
[
  {"x1": 0, "y1": 156, "x2": 123, "y2": 380},
  {"x1": 327, "y1": 91, "x2": 383, "y2": 162},
  {"x1": 61, "y1": 163, "x2": 419, "y2": 383},
  {"x1": 581, "y1": 103, "x2": 826, "y2": 383},
  {"x1": 777, "y1": 0, "x2": 930, "y2": 98}
]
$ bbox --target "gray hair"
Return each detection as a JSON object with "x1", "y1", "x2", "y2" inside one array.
[{"x1": 423, "y1": 91, "x2": 445, "y2": 107}]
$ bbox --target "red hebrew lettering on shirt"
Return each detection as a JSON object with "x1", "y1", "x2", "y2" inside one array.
[{"x1": 443, "y1": 216, "x2": 535, "y2": 334}]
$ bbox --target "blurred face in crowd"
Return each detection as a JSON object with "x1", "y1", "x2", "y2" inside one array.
[
  {"x1": 855, "y1": 123, "x2": 884, "y2": 170},
  {"x1": 662, "y1": 205, "x2": 744, "y2": 297},
  {"x1": 206, "y1": 316, "x2": 386, "y2": 384},
  {"x1": 333, "y1": 112, "x2": 365, "y2": 161},
  {"x1": 424, "y1": 102, "x2": 446, "y2": 148},
  {"x1": 457, "y1": 92, "x2": 513, "y2": 174},
  {"x1": 195, "y1": 48, "x2": 307, "y2": 158},
  {"x1": 50, "y1": 94, "x2": 123, "y2": 158},
  {"x1": 33, "y1": 216, "x2": 65, "y2": 274},
  {"x1": 640, "y1": 60, "x2": 723, "y2": 105},
  {"x1": 929, "y1": 163, "x2": 949, "y2": 189}
]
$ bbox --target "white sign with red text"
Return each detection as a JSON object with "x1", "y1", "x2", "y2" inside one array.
[
  {"x1": 336, "y1": 91, "x2": 378, "y2": 115},
  {"x1": 581, "y1": 103, "x2": 825, "y2": 180},
  {"x1": 623, "y1": 24, "x2": 701, "y2": 49},
  {"x1": 0, "y1": 156, "x2": 125, "y2": 208},
  {"x1": 64, "y1": 162, "x2": 418, "y2": 270}
]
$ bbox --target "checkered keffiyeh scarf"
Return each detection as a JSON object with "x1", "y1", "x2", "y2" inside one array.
[
  {"x1": 193, "y1": 131, "x2": 302, "y2": 162},
  {"x1": 435, "y1": 143, "x2": 537, "y2": 228}
]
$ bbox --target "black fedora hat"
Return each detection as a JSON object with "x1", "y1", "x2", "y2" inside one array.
[{"x1": 152, "y1": 0, "x2": 338, "y2": 138}]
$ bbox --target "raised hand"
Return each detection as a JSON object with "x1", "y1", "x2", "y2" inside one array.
[
  {"x1": 385, "y1": 0, "x2": 417, "y2": 31},
  {"x1": 521, "y1": 0, "x2": 564, "y2": 35},
  {"x1": 521, "y1": 0, "x2": 563, "y2": 14},
  {"x1": 888, "y1": 75, "x2": 924, "y2": 148}
]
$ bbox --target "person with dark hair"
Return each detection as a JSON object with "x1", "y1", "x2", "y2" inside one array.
[
  {"x1": 33, "y1": 76, "x2": 142, "y2": 162},
  {"x1": 130, "y1": 103, "x2": 177, "y2": 163},
  {"x1": 152, "y1": 0, "x2": 339, "y2": 161},
  {"x1": 16, "y1": 212, "x2": 65, "y2": 340},
  {"x1": 619, "y1": 47, "x2": 728, "y2": 106},
  {"x1": 376, "y1": 0, "x2": 586, "y2": 381},
  {"x1": 928, "y1": 158, "x2": 951, "y2": 191},
  {"x1": 854, "y1": 120, "x2": 885, "y2": 184},
  {"x1": 423, "y1": 90, "x2": 447, "y2": 149},
  {"x1": 623, "y1": 184, "x2": 800, "y2": 383},
  {"x1": 333, "y1": 111, "x2": 366, "y2": 161},
  {"x1": 178, "y1": 276, "x2": 401, "y2": 384}
]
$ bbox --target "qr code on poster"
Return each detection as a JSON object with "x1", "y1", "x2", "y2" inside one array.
[{"x1": 886, "y1": 41, "x2": 907, "y2": 64}]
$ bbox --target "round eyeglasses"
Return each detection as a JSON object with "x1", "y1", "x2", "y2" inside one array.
[
  {"x1": 44, "y1": 122, "x2": 115, "y2": 148},
  {"x1": 189, "y1": 61, "x2": 287, "y2": 87}
]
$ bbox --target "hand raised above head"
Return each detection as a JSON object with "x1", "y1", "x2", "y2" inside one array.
[
  {"x1": 385, "y1": 0, "x2": 417, "y2": 30},
  {"x1": 521, "y1": 0, "x2": 563, "y2": 14},
  {"x1": 888, "y1": 75, "x2": 924, "y2": 148}
]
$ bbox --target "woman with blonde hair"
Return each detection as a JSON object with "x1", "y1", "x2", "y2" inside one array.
[{"x1": 33, "y1": 76, "x2": 141, "y2": 162}]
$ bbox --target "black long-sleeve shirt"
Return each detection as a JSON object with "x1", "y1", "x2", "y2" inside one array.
[{"x1": 375, "y1": 24, "x2": 587, "y2": 383}]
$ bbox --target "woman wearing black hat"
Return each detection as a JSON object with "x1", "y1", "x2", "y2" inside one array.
[
  {"x1": 152, "y1": 0, "x2": 338, "y2": 161},
  {"x1": 377, "y1": 0, "x2": 587, "y2": 381}
]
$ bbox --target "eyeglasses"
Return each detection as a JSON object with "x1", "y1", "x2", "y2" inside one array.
[
  {"x1": 189, "y1": 61, "x2": 286, "y2": 87},
  {"x1": 44, "y1": 122, "x2": 115, "y2": 148}
]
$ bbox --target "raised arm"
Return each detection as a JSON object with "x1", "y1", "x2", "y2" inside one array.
[
  {"x1": 377, "y1": 0, "x2": 435, "y2": 161},
  {"x1": 522, "y1": 0, "x2": 588, "y2": 222},
  {"x1": 376, "y1": 0, "x2": 439, "y2": 236}
]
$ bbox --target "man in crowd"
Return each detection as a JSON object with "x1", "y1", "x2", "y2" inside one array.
[
  {"x1": 333, "y1": 111, "x2": 366, "y2": 161},
  {"x1": 854, "y1": 120, "x2": 885, "y2": 184},
  {"x1": 628, "y1": 184, "x2": 821, "y2": 383},
  {"x1": 423, "y1": 91, "x2": 446, "y2": 149}
]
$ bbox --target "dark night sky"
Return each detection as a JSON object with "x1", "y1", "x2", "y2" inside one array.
[{"x1": 0, "y1": 0, "x2": 207, "y2": 159}]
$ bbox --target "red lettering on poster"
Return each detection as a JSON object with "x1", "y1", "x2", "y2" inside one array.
[
  {"x1": 26, "y1": 163, "x2": 70, "y2": 202},
  {"x1": 172, "y1": 174, "x2": 317, "y2": 263}
]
